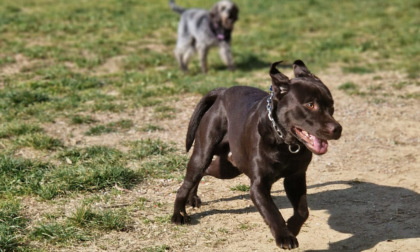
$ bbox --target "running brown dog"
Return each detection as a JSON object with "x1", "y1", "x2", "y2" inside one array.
[{"x1": 171, "y1": 60, "x2": 342, "y2": 249}]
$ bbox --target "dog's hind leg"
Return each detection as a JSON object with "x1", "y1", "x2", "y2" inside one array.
[
  {"x1": 175, "y1": 43, "x2": 195, "y2": 72},
  {"x1": 185, "y1": 152, "x2": 242, "y2": 209},
  {"x1": 186, "y1": 141, "x2": 241, "y2": 208},
  {"x1": 185, "y1": 153, "x2": 241, "y2": 208},
  {"x1": 172, "y1": 113, "x2": 226, "y2": 224},
  {"x1": 172, "y1": 147, "x2": 214, "y2": 224},
  {"x1": 197, "y1": 43, "x2": 209, "y2": 73},
  {"x1": 205, "y1": 153, "x2": 242, "y2": 179}
]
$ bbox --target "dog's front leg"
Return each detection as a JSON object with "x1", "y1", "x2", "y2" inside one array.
[
  {"x1": 250, "y1": 179, "x2": 299, "y2": 249},
  {"x1": 284, "y1": 173, "x2": 309, "y2": 236},
  {"x1": 197, "y1": 44, "x2": 209, "y2": 73},
  {"x1": 218, "y1": 42, "x2": 235, "y2": 71}
]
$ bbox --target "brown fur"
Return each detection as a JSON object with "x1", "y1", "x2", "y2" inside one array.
[{"x1": 172, "y1": 60, "x2": 342, "y2": 249}]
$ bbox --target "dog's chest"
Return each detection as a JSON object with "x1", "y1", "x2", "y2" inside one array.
[{"x1": 265, "y1": 147, "x2": 312, "y2": 177}]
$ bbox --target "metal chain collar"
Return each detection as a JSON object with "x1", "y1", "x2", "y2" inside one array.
[{"x1": 266, "y1": 90, "x2": 301, "y2": 154}]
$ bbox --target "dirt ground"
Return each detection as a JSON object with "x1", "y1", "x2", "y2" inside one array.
[{"x1": 49, "y1": 67, "x2": 420, "y2": 252}]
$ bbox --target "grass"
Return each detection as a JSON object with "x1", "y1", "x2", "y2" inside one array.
[
  {"x1": 141, "y1": 124, "x2": 164, "y2": 132},
  {"x1": 18, "y1": 133, "x2": 64, "y2": 150},
  {"x1": 0, "y1": 122, "x2": 43, "y2": 138},
  {"x1": 30, "y1": 222, "x2": 90, "y2": 245},
  {"x1": 338, "y1": 82, "x2": 360, "y2": 96},
  {"x1": 0, "y1": 153, "x2": 139, "y2": 199},
  {"x1": 128, "y1": 138, "x2": 176, "y2": 159},
  {"x1": 70, "y1": 114, "x2": 98, "y2": 125},
  {"x1": 230, "y1": 184, "x2": 250, "y2": 192},
  {"x1": 85, "y1": 119, "x2": 133, "y2": 136},
  {"x1": 140, "y1": 154, "x2": 188, "y2": 179},
  {"x1": 69, "y1": 204, "x2": 131, "y2": 231},
  {"x1": 0, "y1": 0, "x2": 419, "y2": 250},
  {"x1": 0, "y1": 200, "x2": 27, "y2": 251}
]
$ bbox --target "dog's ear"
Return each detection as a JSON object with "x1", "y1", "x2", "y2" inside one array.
[
  {"x1": 210, "y1": 4, "x2": 220, "y2": 23},
  {"x1": 293, "y1": 59, "x2": 315, "y2": 78},
  {"x1": 270, "y1": 61, "x2": 290, "y2": 95}
]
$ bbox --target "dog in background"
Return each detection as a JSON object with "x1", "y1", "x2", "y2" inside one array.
[
  {"x1": 170, "y1": 0, "x2": 239, "y2": 73},
  {"x1": 171, "y1": 60, "x2": 342, "y2": 249}
]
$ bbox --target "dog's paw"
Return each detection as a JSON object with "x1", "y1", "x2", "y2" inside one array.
[
  {"x1": 171, "y1": 212, "x2": 191, "y2": 225},
  {"x1": 187, "y1": 195, "x2": 202, "y2": 208},
  {"x1": 287, "y1": 214, "x2": 307, "y2": 236},
  {"x1": 276, "y1": 234, "x2": 299, "y2": 250}
]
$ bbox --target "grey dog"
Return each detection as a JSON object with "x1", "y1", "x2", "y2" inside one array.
[{"x1": 170, "y1": 0, "x2": 239, "y2": 73}]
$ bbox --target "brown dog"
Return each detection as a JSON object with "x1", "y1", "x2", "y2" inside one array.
[{"x1": 172, "y1": 60, "x2": 342, "y2": 249}]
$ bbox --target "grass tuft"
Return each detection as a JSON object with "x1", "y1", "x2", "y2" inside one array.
[
  {"x1": 230, "y1": 184, "x2": 250, "y2": 192},
  {"x1": 0, "y1": 155, "x2": 51, "y2": 197},
  {"x1": 338, "y1": 82, "x2": 362, "y2": 96},
  {"x1": 129, "y1": 138, "x2": 176, "y2": 159},
  {"x1": 70, "y1": 114, "x2": 98, "y2": 125},
  {"x1": 140, "y1": 154, "x2": 188, "y2": 179},
  {"x1": 3, "y1": 90, "x2": 50, "y2": 107},
  {"x1": 18, "y1": 133, "x2": 64, "y2": 150},
  {"x1": 85, "y1": 119, "x2": 133, "y2": 136},
  {"x1": 0, "y1": 122, "x2": 43, "y2": 138},
  {"x1": 69, "y1": 205, "x2": 131, "y2": 231},
  {"x1": 31, "y1": 222, "x2": 90, "y2": 244},
  {"x1": 0, "y1": 200, "x2": 27, "y2": 251}
]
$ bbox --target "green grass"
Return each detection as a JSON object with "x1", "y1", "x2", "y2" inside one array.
[
  {"x1": 128, "y1": 138, "x2": 176, "y2": 159},
  {"x1": 69, "y1": 204, "x2": 131, "y2": 231},
  {"x1": 230, "y1": 184, "x2": 250, "y2": 192},
  {"x1": 0, "y1": 155, "x2": 52, "y2": 197},
  {"x1": 0, "y1": 122, "x2": 43, "y2": 138},
  {"x1": 140, "y1": 154, "x2": 188, "y2": 179},
  {"x1": 142, "y1": 245, "x2": 171, "y2": 252},
  {"x1": 70, "y1": 114, "x2": 98, "y2": 125},
  {"x1": 17, "y1": 133, "x2": 64, "y2": 150},
  {"x1": 0, "y1": 200, "x2": 27, "y2": 251},
  {"x1": 338, "y1": 82, "x2": 362, "y2": 96},
  {"x1": 0, "y1": 0, "x2": 419, "y2": 250},
  {"x1": 141, "y1": 124, "x2": 164, "y2": 132},
  {"x1": 31, "y1": 203, "x2": 132, "y2": 245},
  {"x1": 30, "y1": 222, "x2": 90, "y2": 245},
  {"x1": 85, "y1": 119, "x2": 133, "y2": 135},
  {"x1": 0, "y1": 147, "x2": 144, "y2": 199}
]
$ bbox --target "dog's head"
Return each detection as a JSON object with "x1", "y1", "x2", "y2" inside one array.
[
  {"x1": 269, "y1": 60, "x2": 342, "y2": 155},
  {"x1": 210, "y1": 0, "x2": 239, "y2": 30}
]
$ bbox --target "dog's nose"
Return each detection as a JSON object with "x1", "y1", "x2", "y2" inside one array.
[{"x1": 327, "y1": 122, "x2": 342, "y2": 139}]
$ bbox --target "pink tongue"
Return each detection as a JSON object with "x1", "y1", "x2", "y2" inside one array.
[{"x1": 313, "y1": 136, "x2": 328, "y2": 154}]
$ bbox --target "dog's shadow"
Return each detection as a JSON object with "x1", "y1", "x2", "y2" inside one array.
[
  {"x1": 190, "y1": 180, "x2": 420, "y2": 251},
  {"x1": 213, "y1": 54, "x2": 292, "y2": 72}
]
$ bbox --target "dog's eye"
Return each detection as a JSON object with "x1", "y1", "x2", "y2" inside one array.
[{"x1": 305, "y1": 102, "x2": 316, "y2": 110}]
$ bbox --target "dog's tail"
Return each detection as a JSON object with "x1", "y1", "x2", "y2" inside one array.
[
  {"x1": 169, "y1": 0, "x2": 186, "y2": 14},
  {"x1": 186, "y1": 88, "x2": 225, "y2": 152}
]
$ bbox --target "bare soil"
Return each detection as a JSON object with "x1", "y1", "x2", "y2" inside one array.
[{"x1": 43, "y1": 68, "x2": 420, "y2": 251}]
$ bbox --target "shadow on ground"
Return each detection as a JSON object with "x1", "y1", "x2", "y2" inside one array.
[
  {"x1": 213, "y1": 53, "x2": 292, "y2": 72},
  {"x1": 190, "y1": 180, "x2": 420, "y2": 251}
]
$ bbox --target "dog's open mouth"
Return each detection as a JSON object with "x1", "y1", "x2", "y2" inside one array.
[{"x1": 293, "y1": 127, "x2": 328, "y2": 155}]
